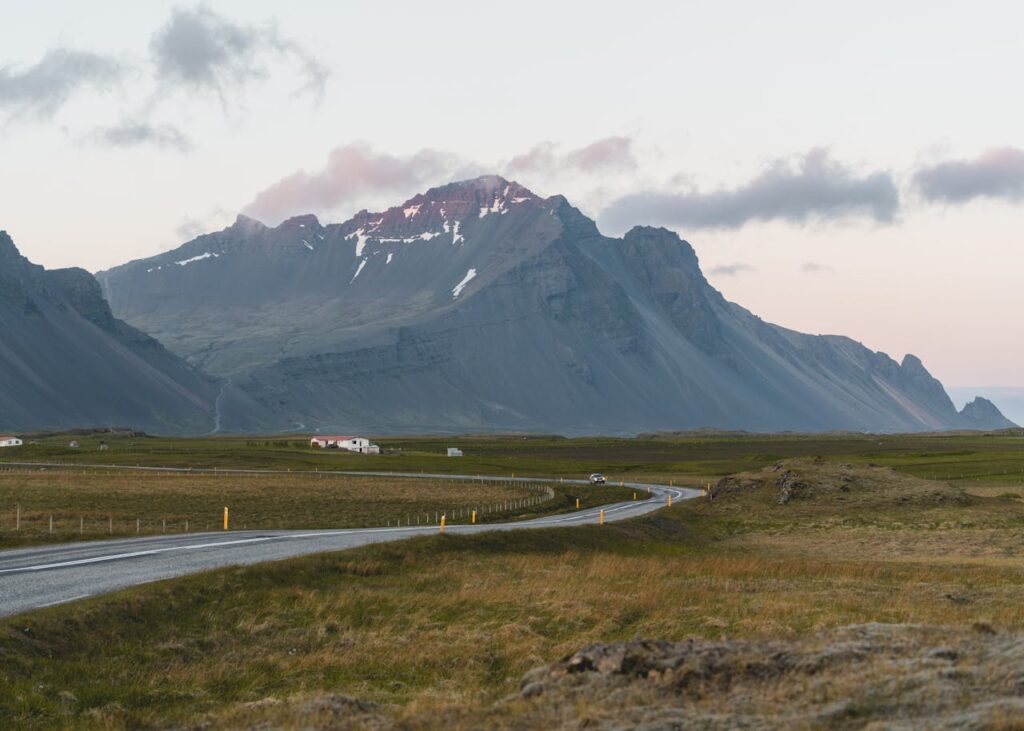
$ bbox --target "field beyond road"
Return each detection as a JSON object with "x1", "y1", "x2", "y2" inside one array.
[
  {"x1": 4, "y1": 428, "x2": 1024, "y2": 488},
  {"x1": 0, "y1": 469, "x2": 633, "y2": 547}
]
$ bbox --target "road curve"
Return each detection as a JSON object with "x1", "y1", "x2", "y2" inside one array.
[{"x1": 0, "y1": 472, "x2": 700, "y2": 619}]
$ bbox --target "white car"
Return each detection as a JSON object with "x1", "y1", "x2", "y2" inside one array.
[{"x1": 589, "y1": 473, "x2": 607, "y2": 485}]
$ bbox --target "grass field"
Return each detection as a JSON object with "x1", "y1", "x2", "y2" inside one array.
[
  {"x1": 3, "y1": 432, "x2": 1024, "y2": 727},
  {"x1": 5, "y1": 428, "x2": 1023, "y2": 487},
  {"x1": 0, "y1": 468, "x2": 635, "y2": 547}
]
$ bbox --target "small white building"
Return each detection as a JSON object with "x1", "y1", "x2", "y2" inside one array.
[
  {"x1": 447, "y1": 447, "x2": 463, "y2": 457},
  {"x1": 0, "y1": 435, "x2": 22, "y2": 448},
  {"x1": 310, "y1": 435, "x2": 380, "y2": 454}
]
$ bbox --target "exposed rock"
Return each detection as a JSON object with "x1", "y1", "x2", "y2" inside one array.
[{"x1": 487, "y1": 624, "x2": 1024, "y2": 729}]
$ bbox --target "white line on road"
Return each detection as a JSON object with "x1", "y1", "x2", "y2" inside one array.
[{"x1": 37, "y1": 593, "x2": 91, "y2": 608}]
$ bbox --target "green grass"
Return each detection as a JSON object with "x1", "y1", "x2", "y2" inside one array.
[
  {"x1": 4, "y1": 457, "x2": 1024, "y2": 727},
  {"x1": 5, "y1": 430, "x2": 1023, "y2": 487},
  {"x1": 0, "y1": 467, "x2": 635, "y2": 547},
  {"x1": 2, "y1": 433, "x2": 1024, "y2": 727}
]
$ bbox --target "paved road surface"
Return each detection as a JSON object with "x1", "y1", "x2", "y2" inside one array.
[{"x1": 0, "y1": 472, "x2": 699, "y2": 618}]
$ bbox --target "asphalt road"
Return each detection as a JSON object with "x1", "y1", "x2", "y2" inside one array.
[{"x1": 0, "y1": 473, "x2": 699, "y2": 619}]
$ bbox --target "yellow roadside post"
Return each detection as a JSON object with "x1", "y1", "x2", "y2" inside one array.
[
  {"x1": 440, "y1": 515, "x2": 446, "y2": 534},
  {"x1": 223, "y1": 506, "x2": 229, "y2": 530},
  {"x1": 599, "y1": 509, "x2": 605, "y2": 525},
  {"x1": 471, "y1": 510, "x2": 477, "y2": 524},
  {"x1": 633, "y1": 492, "x2": 637, "y2": 501},
  {"x1": 575, "y1": 497, "x2": 580, "y2": 510},
  {"x1": 667, "y1": 494, "x2": 672, "y2": 508}
]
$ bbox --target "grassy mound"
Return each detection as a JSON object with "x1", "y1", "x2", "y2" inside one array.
[{"x1": 713, "y1": 458, "x2": 971, "y2": 508}]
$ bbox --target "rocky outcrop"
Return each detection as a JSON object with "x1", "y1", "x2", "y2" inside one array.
[{"x1": 495, "y1": 623, "x2": 1024, "y2": 729}]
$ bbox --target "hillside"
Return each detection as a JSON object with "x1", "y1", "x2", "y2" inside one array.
[
  {"x1": 0, "y1": 231, "x2": 220, "y2": 433},
  {"x1": 97, "y1": 176, "x2": 1015, "y2": 435}
]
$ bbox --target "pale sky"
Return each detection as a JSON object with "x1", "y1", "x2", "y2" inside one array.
[{"x1": 2, "y1": 1, "x2": 1022, "y2": 390}]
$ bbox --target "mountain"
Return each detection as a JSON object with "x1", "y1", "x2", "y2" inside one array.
[
  {"x1": 959, "y1": 397, "x2": 1018, "y2": 430},
  {"x1": 0, "y1": 231, "x2": 220, "y2": 434},
  {"x1": 97, "y1": 176, "x2": 1016, "y2": 435}
]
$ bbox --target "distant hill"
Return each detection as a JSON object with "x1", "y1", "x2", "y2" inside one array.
[
  {"x1": 94, "y1": 176, "x2": 1016, "y2": 435},
  {"x1": 959, "y1": 397, "x2": 1018, "y2": 430},
  {"x1": 0, "y1": 231, "x2": 219, "y2": 434}
]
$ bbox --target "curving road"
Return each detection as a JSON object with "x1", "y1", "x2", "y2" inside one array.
[{"x1": 0, "y1": 472, "x2": 699, "y2": 619}]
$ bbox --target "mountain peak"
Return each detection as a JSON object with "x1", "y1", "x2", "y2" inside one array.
[
  {"x1": 279, "y1": 213, "x2": 321, "y2": 230},
  {"x1": 233, "y1": 213, "x2": 267, "y2": 231},
  {"x1": 415, "y1": 175, "x2": 540, "y2": 207},
  {"x1": 960, "y1": 396, "x2": 1019, "y2": 429}
]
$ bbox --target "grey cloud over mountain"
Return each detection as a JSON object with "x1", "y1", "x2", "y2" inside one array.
[
  {"x1": 243, "y1": 143, "x2": 457, "y2": 224},
  {"x1": 150, "y1": 6, "x2": 329, "y2": 102},
  {"x1": 243, "y1": 137, "x2": 640, "y2": 225},
  {"x1": 0, "y1": 48, "x2": 123, "y2": 120},
  {"x1": 599, "y1": 148, "x2": 899, "y2": 232},
  {"x1": 914, "y1": 147, "x2": 1024, "y2": 204}
]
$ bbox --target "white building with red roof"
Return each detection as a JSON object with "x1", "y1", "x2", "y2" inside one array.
[
  {"x1": 309, "y1": 435, "x2": 379, "y2": 454},
  {"x1": 0, "y1": 435, "x2": 23, "y2": 448}
]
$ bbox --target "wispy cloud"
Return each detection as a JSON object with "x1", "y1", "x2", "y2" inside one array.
[
  {"x1": 708, "y1": 263, "x2": 756, "y2": 276},
  {"x1": 914, "y1": 147, "x2": 1024, "y2": 204},
  {"x1": 505, "y1": 136, "x2": 637, "y2": 177},
  {"x1": 565, "y1": 136, "x2": 638, "y2": 172},
  {"x1": 0, "y1": 48, "x2": 123, "y2": 120},
  {"x1": 90, "y1": 120, "x2": 192, "y2": 151},
  {"x1": 0, "y1": 6, "x2": 329, "y2": 146},
  {"x1": 243, "y1": 143, "x2": 457, "y2": 224},
  {"x1": 174, "y1": 206, "x2": 229, "y2": 241},
  {"x1": 600, "y1": 148, "x2": 899, "y2": 232},
  {"x1": 800, "y1": 261, "x2": 833, "y2": 274},
  {"x1": 150, "y1": 6, "x2": 329, "y2": 103}
]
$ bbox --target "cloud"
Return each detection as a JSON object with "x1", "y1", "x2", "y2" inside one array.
[
  {"x1": 91, "y1": 120, "x2": 192, "y2": 151},
  {"x1": 505, "y1": 142, "x2": 557, "y2": 176},
  {"x1": 243, "y1": 143, "x2": 457, "y2": 224},
  {"x1": 150, "y1": 6, "x2": 329, "y2": 102},
  {"x1": 565, "y1": 136, "x2": 638, "y2": 172},
  {"x1": 0, "y1": 48, "x2": 123, "y2": 119},
  {"x1": 708, "y1": 263, "x2": 756, "y2": 276},
  {"x1": 800, "y1": 261, "x2": 833, "y2": 274},
  {"x1": 174, "y1": 206, "x2": 229, "y2": 240},
  {"x1": 505, "y1": 136, "x2": 637, "y2": 177},
  {"x1": 914, "y1": 147, "x2": 1024, "y2": 204},
  {"x1": 600, "y1": 148, "x2": 899, "y2": 232}
]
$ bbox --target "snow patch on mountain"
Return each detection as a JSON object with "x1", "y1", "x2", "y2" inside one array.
[
  {"x1": 350, "y1": 258, "x2": 367, "y2": 283},
  {"x1": 452, "y1": 268, "x2": 477, "y2": 298},
  {"x1": 176, "y1": 252, "x2": 218, "y2": 266},
  {"x1": 346, "y1": 229, "x2": 369, "y2": 257}
]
